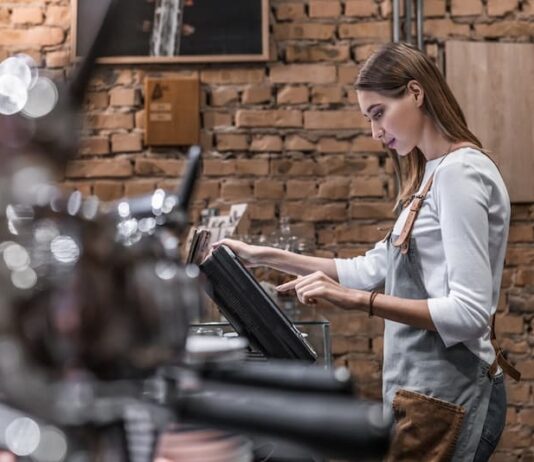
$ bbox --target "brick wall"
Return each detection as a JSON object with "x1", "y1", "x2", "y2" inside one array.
[{"x1": 1, "y1": 0, "x2": 533, "y2": 459}]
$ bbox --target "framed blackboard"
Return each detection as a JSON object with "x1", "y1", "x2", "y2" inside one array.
[{"x1": 72, "y1": 0, "x2": 269, "y2": 64}]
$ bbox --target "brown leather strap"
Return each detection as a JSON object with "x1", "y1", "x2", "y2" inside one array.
[
  {"x1": 488, "y1": 315, "x2": 521, "y2": 381},
  {"x1": 393, "y1": 173, "x2": 435, "y2": 254}
]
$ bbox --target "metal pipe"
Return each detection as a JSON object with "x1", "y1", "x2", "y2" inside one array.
[
  {"x1": 405, "y1": 0, "x2": 412, "y2": 44},
  {"x1": 393, "y1": 0, "x2": 400, "y2": 42},
  {"x1": 416, "y1": 0, "x2": 424, "y2": 50}
]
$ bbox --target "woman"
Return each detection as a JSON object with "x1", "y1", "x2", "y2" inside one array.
[{"x1": 213, "y1": 42, "x2": 519, "y2": 461}]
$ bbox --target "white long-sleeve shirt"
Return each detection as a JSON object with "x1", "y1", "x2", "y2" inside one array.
[{"x1": 335, "y1": 147, "x2": 510, "y2": 365}]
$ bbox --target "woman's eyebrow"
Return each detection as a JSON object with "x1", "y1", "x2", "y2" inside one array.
[{"x1": 365, "y1": 103, "x2": 381, "y2": 115}]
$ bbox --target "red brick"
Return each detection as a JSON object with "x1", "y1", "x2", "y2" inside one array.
[
  {"x1": 45, "y1": 50, "x2": 69, "y2": 68},
  {"x1": 85, "y1": 92, "x2": 108, "y2": 109},
  {"x1": 93, "y1": 181, "x2": 123, "y2": 201},
  {"x1": 495, "y1": 314, "x2": 524, "y2": 335},
  {"x1": 275, "y1": 3, "x2": 306, "y2": 20},
  {"x1": 235, "y1": 159, "x2": 270, "y2": 176},
  {"x1": 284, "y1": 135, "x2": 315, "y2": 151},
  {"x1": 216, "y1": 133, "x2": 249, "y2": 151},
  {"x1": 304, "y1": 110, "x2": 367, "y2": 130},
  {"x1": 254, "y1": 179, "x2": 284, "y2": 199},
  {"x1": 282, "y1": 202, "x2": 348, "y2": 222},
  {"x1": 200, "y1": 69, "x2": 264, "y2": 85},
  {"x1": 0, "y1": 26, "x2": 64, "y2": 46},
  {"x1": 338, "y1": 65, "x2": 359, "y2": 84},
  {"x1": 110, "y1": 87, "x2": 139, "y2": 107},
  {"x1": 354, "y1": 43, "x2": 378, "y2": 62},
  {"x1": 286, "y1": 43, "x2": 350, "y2": 63},
  {"x1": 498, "y1": 427, "x2": 531, "y2": 449},
  {"x1": 85, "y1": 113, "x2": 134, "y2": 130},
  {"x1": 211, "y1": 87, "x2": 239, "y2": 106},
  {"x1": 221, "y1": 180, "x2": 253, "y2": 200},
  {"x1": 248, "y1": 202, "x2": 276, "y2": 220},
  {"x1": 309, "y1": 1, "x2": 342, "y2": 18},
  {"x1": 312, "y1": 85, "x2": 343, "y2": 104},
  {"x1": 344, "y1": 0, "x2": 376, "y2": 17},
  {"x1": 451, "y1": 0, "x2": 483, "y2": 16},
  {"x1": 272, "y1": 159, "x2": 318, "y2": 176},
  {"x1": 317, "y1": 138, "x2": 350, "y2": 153},
  {"x1": 335, "y1": 224, "x2": 385, "y2": 243},
  {"x1": 286, "y1": 180, "x2": 317, "y2": 199},
  {"x1": 66, "y1": 159, "x2": 133, "y2": 178},
  {"x1": 424, "y1": 19, "x2": 470, "y2": 38},
  {"x1": 193, "y1": 180, "x2": 220, "y2": 200},
  {"x1": 424, "y1": 0, "x2": 447, "y2": 17},
  {"x1": 518, "y1": 409, "x2": 534, "y2": 427},
  {"x1": 250, "y1": 135, "x2": 283, "y2": 152},
  {"x1": 124, "y1": 181, "x2": 157, "y2": 197},
  {"x1": 338, "y1": 21, "x2": 390, "y2": 40},
  {"x1": 273, "y1": 23, "x2": 336, "y2": 41},
  {"x1": 111, "y1": 133, "x2": 143, "y2": 153},
  {"x1": 350, "y1": 201, "x2": 395, "y2": 219},
  {"x1": 508, "y1": 225, "x2": 534, "y2": 242},
  {"x1": 352, "y1": 136, "x2": 383, "y2": 152},
  {"x1": 0, "y1": 9, "x2": 10, "y2": 25},
  {"x1": 135, "y1": 110, "x2": 145, "y2": 130},
  {"x1": 11, "y1": 7, "x2": 43, "y2": 25},
  {"x1": 45, "y1": 5, "x2": 70, "y2": 28},
  {"x1": 236, "y1": 110, "x2": 302, "y2": 128},
  {"x1": 79, "y1": 136, "x2": 110, "y2": 156},
  {"x1": 277, "y1": 86, "x2": 309, "y2": 105},
  {"x1": 134, "y1": 158, "x2": 185, "y2": 177},
  {"x1": 270, "y1": 64, "x2": 336, "y2": 84},
  {"x1": 203, "y1": 111, "x2": 232, "y2": 129},
  {"x1": 350, "y1": 177, "x2": 385, "y2": 197},
  {"x1": 203, "y1": 159, "x2": 236, "y2": 176},
  {"x1": 506, "y1": 382, "x2": 530, "y2": 404},
  {"x1": 241, "y1": 85, "x2": 271, "y2": 104},
  {"x1": 318, "y1": 178, "x2": 351, "y2": 199},
  {"x1": 475, "y1": 21, "x2": 534, "y2": 38},
  {"x1": 60, "y1": 182, "x2": 92, "y2": 197}
]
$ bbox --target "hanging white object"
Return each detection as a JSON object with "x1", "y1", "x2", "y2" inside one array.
[
  {"x1": 22, "y1": 77, "x2": 59, "y2": 118},
  {"x1": 0, "y1": 74, "x2": 28, "y2": 115}
]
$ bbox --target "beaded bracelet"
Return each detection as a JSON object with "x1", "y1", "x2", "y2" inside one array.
[{"x1": 369, "y1": 290, "x2": 379, "y2": 318}]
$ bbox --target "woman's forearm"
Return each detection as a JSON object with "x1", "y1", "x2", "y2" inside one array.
[{"x1": 258, "y1": 247, "x2": 339, "y2": 281}]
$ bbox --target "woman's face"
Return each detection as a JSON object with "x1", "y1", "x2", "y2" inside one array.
[{"x1": 357, "y1": 85, "x2": 424, "y2": 156}]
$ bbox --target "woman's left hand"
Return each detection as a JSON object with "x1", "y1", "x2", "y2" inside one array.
[{"x1": 276, "y1": 271, "x2": 368, "y2": 311}]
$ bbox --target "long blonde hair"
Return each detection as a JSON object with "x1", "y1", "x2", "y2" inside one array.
[{"x1": 355, "y1": 42, "x2": 483, "y2": 209}]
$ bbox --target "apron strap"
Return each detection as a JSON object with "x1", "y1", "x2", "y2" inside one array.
[
  {"x1": 488, "y1": 315, "x2": 521, "y2": 381},
  {"x1": 393, "y1": 173, "x2": 435, "y2": 254}
]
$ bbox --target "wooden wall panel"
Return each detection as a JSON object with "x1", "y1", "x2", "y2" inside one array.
[{"x1": 446, "y1": 41, "x2": 534, "y2": 203}]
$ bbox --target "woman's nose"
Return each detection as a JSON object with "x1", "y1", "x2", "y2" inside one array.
[{"x1": 371, "y1": 123, "x2": 384, "y2": 141}]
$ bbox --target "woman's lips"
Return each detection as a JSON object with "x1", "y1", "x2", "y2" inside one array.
[{"x1": 386, "y1": 138, "x2": 396, "y2": 149}]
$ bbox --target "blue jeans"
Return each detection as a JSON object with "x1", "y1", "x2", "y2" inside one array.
[{"x1": 473, "y1": 373, "x2": 507, "y2": 462}]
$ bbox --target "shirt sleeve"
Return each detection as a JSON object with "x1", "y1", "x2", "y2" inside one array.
[
  {"x1": 334, "y1": 240, "x2": 388, "y2": 290},
  {"x1": 427, "y1": 159, "x2": 493, "y2": 347}
]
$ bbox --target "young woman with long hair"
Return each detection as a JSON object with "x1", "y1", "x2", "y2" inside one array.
[{"x1": 213, "y1": 42, "x2": 519, "y2": 461}]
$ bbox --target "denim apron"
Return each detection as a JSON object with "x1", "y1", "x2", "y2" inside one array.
[{"x1": 383, "y1": 233, "x2": 493, "y2": 461}]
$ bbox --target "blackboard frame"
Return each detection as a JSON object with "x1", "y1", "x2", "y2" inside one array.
[{"x1": 71, "y1": 0, "x2": 270, "y2": 64}]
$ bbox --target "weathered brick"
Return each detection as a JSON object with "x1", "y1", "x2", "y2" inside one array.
[
  {"x1": 236, "y1": 159, "x2": 270, "y2": 176},
  {"x1": 221, "y1": 180, "x2": 253, "y2": 200},
  {"x1": 241, "y1": 84, "x2": 271, "y2": 104},
  {"x1": 338, "y1": 65, "x2": 359, "y2": 84},
  {"x1": 424, "y1": 19, "x2": 470, "y2": 38},
  {"x1": 286, "y1": 180, "x2": 317, "y2": 199},
  {"x1": 270, "y1": 64, "x2": 336, "y2": 84},
  {"x1": 277, "y1": 86, "x2": 309, "y2": 105},
  {"x1": 79, "y1": 136, "x2": 110, "y2": 156},
  {"x1": 85, "y1": 92, "x2": 108, "y2": 109},
  {"x1": 124, "y1": 180, "x2": 157, "y2": 197},
  {"x1": 352, "y1": 135, "x2": 383, "y2": 152},
  {"x1": 350, "y1": 177, "x2": 385, "y2": 197},
  {"x1": 203, "y1": 159, "x2": 236, "y2": 176},
  {"x1": 275, "y1": 3, "x2": 306, "y2": 21},
  {"x1": 495, "y1": 314, "x2": 524, "y2": 335},
  {"x1": 451, "y1": 0, "x2": 483, "y2": 16},
  {"x1": 286, "y1": 43, "x2": 350, "y2": 62},
  {"x1": 45, "y1": 5, "x2": 70, "y2": 27},
  {"x1": 350, "y1": 201, "x2": 395, "y2": 219},
  {"x1": 110, "y1": 87, "x2": 139, "y2": 107},
  {"x1": 250, "y1": 135, "x2": 283, "y2": 152},
  {"x1": 272, "y1": 159, "x2": 318, "y2": 176},
  {"x1": 309, "y1": 1, "x2": 342, "y2": 18},
  {"x1": 85, "y1": 113, "x2": 134, "y2": 130},
  {"x1": 312, "y1": 86, "x2": 343, "y2": 104},
  {"x1": 216, "y1": 133, "x2": 249, "y2": 151},
  {"x1": 338, "y1": 21, "x2": 390, "y2": 40},
  {"x1": 508, "y1": 225, "x2": 534, "y2": 242},
  {"x1": 254, "y1": 179, "x2": 284, "y2": 199},
  {"x1": 203, "y1": 111, "x2": 232, "y2": 129},
  {"x1": 135, "y1": 110, "x2": 145, "y2": 130},
  {"x1": 273, "y1": 23, "x2": 336, "y2": 41},
  {"x1": 60, "y1": 182, "x2": 92, "y2": 197},
  {"x1": 45, "y1": 49, "x2": 69, "y2": 68},
  {"x1": 200, "y1": 69, "x2": 264, "y2": 84},
  {"x1": 236, "y1": 110, "x2": 302, "y2": 128},
  {"x1": 211, "y1": 87, "x2": 239, "y2": 106},
  {"x1": 284, "y1": 135, "x2": 315, "y2": 151},
  {"x1": 111, "y1": 133, "x2": 143, "y2": 153},
  {"x1": 66, "y1": 159, "x2": 133, "y2": 178},
  {"x1": 93, "y1": 181, "x2": 123, "y2": 201},
  {"x1": 11, "y1": 7, "x2": 43, "y2": 25},
  {"x1": 248, "y1": 202, "x2": 276, "y2": 220},
  {"x1": 475, "y1": 21, "x2": 534, "y2": 38},
  {"x1": 344, "y1": 0, "x2": 377, "y2": 17},
  {"x1": 304, "y1": 110, "x2": 367, "y2": 130},
  {"x1": 0, "y1": 26, "x2": 64, "y2": 46},
  {"x1": 282, "y1": 201, "x2": 348, "y2": 222},
  {"x1": 0, "y1": 8, "x2": 10, "y2": 25},
  {"x1": 193, "y1": 180, "x2": 220, "y2": 200},
  {"x1": 134, "y1": 158, "x2": 185, "y2": 177},
  {"x1": 354, "y1": 43, "x2": 378, "y2": 62},
  {"x1": 334, "y1": 223, "x2": 386, "y2": 243},
  {"x1": 318, "y1": 138, "x2": 350, "y2": 153},
  {"x1": 318, "y1": 178, "x2": 351, "y2": 199},
  {"x1": 518, "y1": 409, "x2": 534, "y2": 427}
]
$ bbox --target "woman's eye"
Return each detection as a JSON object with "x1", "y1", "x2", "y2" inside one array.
[{"x1": 373, "y1": 111, "x2": 383, "y2": 120}]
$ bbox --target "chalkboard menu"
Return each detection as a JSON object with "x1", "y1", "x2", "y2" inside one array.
[{"x1": 72, "y1": 0, "x2": 269, "y2": 64}]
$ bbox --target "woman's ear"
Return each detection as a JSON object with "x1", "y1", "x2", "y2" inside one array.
[{"x1": 407, "y1": 80, "x2": 424, "y2": 108}]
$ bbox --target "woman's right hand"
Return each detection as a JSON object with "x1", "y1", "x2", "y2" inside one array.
[{"x1": 211, "y1": 238, "x2": 266, "y2": 267}]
